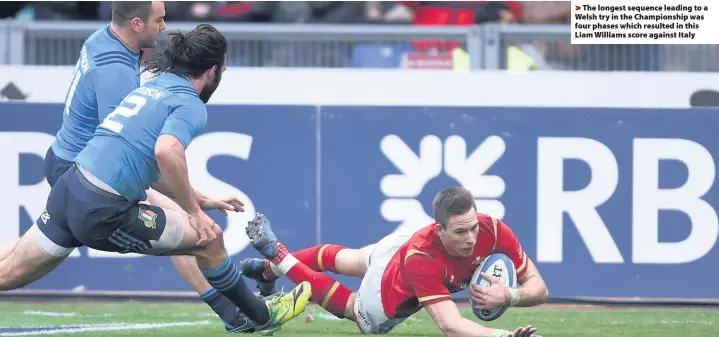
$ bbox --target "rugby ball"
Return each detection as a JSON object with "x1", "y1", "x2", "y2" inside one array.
[{"x1": 469, "y1": 253, "x2": 517, "y2": 321}]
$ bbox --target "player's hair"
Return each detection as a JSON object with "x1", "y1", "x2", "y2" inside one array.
[
  {"x1": 142, "y1": 24, "x2": 227, "y2": 79},
  {"x1": 432, "y1": 186, "x2": 477, "y2": 229},
  {"x1": 111, "y1": 1, "x2": 153, "y2": 26}
]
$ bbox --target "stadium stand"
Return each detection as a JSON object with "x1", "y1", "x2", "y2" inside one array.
[{"x1": 1, "y1": 1, "x2": 718, "y2": 71}]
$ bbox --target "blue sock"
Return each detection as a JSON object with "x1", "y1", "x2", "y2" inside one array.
[
  {"x1": 199, "y1": 288, "x2": 239, "y2": 327},
  {"x1": 201, "y1": 257, "x2": 270, "y2": 325}
]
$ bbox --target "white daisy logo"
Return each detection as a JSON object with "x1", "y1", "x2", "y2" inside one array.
[{"x1": 379, "y1": 134, "x2": 506, "y2": 234}]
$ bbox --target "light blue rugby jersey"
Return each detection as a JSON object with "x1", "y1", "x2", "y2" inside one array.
[
  {"x1": 74, "y1": 72, "x2": 207, "y2": 201},
  {"x1": 52, "y1": 24, "x2": 141, "y2": 161}
]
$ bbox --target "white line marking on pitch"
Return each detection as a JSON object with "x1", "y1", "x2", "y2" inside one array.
[
  {"x1": 607, "y1": 319, "x2": 713, "y2": 326},
  {"x1": 22, "y1": 311, "x2": 115, "y2": 318},
  {"x1": 0, "y1": 320, "x2": 211, "y2": 336},
  {"x1": 22, "y1": 312, "x2": 76, "y2": 317}
]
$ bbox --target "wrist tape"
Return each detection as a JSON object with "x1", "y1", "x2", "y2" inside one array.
[{"x1": 509, "y1": 287, "x2": 520, "y2": 306}]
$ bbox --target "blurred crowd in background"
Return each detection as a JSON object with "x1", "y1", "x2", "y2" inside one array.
[
  {"x1": 1, "y1": 1, "x2": 566, "y2": 25},
  {"x1": 1, "y1": 1, "x2": 714, "y2": 72}
]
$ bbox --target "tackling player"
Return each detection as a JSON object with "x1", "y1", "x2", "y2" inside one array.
[
  {"x1": 243, "y1": 186, "x2": 549, "y2": 337},
  {"x1": 34, "y1": 2, "x2": 255, "y2": 332},
  {"x1": 46, "y1": 1, "x2": 165, "y2": 184},
  {"x1": 0, "y1": 24, "x2": 311, "y2": 335}
]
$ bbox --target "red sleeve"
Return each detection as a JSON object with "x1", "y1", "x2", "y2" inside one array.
[
  {"x1": 494, "y1": 219, "x2": 529, "y2": 279},
  {"x1": 404, "y1": 252, "x2": 451, "y2": 306}
]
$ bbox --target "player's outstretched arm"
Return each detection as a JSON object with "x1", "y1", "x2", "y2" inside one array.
[
  {"x1": 513, "y1": 258, "x2": 548, "y2": 307},
  {"x1": 425, "y1": 300, "x2": 502, "y2": 337},
  {"x1": 424, "y1": 301, "x2": 541, "y2": 337}
]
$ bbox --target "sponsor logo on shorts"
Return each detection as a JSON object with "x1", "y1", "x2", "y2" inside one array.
[
  {"x1": 138, "y1": 209, "x2": 157, "y2": 229},
  {"x1": 40, "y1": 210, "x2": 50, "y2": 224},
  {"x1": 354, "y1": 295, "x2": 372, "y2": 331},
  {"x1": 356, "y1": 309, "x2": 371, "y2": 329}
]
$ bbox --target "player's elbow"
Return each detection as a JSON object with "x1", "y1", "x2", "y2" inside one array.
[
  {"x1": 539, "y1": 285, "x2": 549, "y2": 303},
  {"x1": 533, "y1": 275, "x2": 550, "y2": 304},
  {"x1": 440, "y1": 323, "x2": 465, "y2": 337},
  {"x1": 435, "y1": 318, "x2": 461, "y2": 337},
  {"x1": 154, "y1": 135, "x2": 182, "y2": 164}
]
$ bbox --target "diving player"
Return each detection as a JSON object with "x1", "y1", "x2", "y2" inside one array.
[{"x1": 244, "y1": 187, "x2": 549, "y2": 337}]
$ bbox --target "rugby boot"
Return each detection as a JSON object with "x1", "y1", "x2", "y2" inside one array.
[
  {"x1": 245, "y1": 212, "x2": 280, "y2": 259},
  {"x1": 253, "y1": 281, "x2": 312, "y2": 336},
  {"x1": 225, "y1": 293, "x2": 282, "y2": 334},
  {"x1": 225, "y1": 309, "x2": 255, "y2": 333},
  {"x1": 240, "y1": 257, "x2": 279, "y2": 297}
]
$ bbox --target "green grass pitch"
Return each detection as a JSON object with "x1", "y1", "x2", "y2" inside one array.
[{"x1": 0, "y1": 301, "x2": 715, "y2": 336}]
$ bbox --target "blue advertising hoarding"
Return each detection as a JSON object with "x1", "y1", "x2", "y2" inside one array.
[{"x1": 1, "y1": 102, "x2": 718, "y2": 299}]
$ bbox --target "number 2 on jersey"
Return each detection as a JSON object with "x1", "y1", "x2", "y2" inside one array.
[{"x1": 99, "y1": 95, "x2": 147, "y2": 134}]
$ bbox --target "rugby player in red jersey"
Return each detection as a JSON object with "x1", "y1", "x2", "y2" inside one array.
[{"x1": 243, "y1": 186, "x2": 549, "y2": 337}]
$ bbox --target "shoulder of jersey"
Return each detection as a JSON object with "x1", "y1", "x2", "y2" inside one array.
[
  {"x1": 405, "y1": 226, "x2": 439, "y2": 254},
  {"x1": 476, "y1": 213, "x2": 498, "y2": 232},
  {"x1": 164, "y1": 85, "x2": 200, "y2": 100},
  {"x1": 84, "y1": 28, "x2": 137, "y2": 72}
]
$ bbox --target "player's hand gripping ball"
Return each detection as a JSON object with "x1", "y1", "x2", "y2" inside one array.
[{"x1": 469, "y1": 253, "x2": 517, "y2": 321}]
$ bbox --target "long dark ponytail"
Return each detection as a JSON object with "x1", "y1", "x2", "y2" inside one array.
[{"x1": 143, "y1": 24, "x2": 227, "y2": 78}]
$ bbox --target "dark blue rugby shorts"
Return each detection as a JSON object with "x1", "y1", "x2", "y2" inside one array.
[
  {"x1": 36, "y1": 165, "x2": 184, "y2": 255},
  {"x1": 43, "y1": 146, "x2": 74, "y2": 187}
]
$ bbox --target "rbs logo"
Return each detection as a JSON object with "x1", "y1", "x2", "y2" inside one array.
[
  {"x1": 379, "y1": 134, "x2": 506, "y2": 234},
  {"x1": 537, "y1": 137, "x2": 718, "y2": 265}
]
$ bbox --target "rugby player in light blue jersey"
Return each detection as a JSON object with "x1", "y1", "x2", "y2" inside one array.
[
  {"x1": 0, "y1": 6, "x2": 289, "y2": 333},
  {"x1": 47, "y1": 3, "x2": 259, "y2": 331},
  {"x1": 45, "y1": 1, "x2": 165, "y2": 183},
  {"x1": 0, "y1": 24, "x2": 312, "y2": 335}
]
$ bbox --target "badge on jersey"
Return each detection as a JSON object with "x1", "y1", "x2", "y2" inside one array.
[{"x1": 138, "y1": 209, "x2": 158, "y2": 229}]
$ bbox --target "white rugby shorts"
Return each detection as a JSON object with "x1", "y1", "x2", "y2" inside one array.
[{"x1": 353, "y1": 231, "x2": 414, "y2": 334}]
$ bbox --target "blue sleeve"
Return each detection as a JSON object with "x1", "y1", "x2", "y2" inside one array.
[
  {"x1": 93, "y1": 65, "x2": 139, "y2": 121},
  {"x1": 160, "y1": 99, "x2": 207, "y2": 148}
]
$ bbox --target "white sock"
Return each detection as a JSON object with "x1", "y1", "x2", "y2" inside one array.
[{"x1": 272, "y1": 254, "x2": 298, "y2": 276}]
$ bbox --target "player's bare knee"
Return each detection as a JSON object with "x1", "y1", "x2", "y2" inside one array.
[
  {"x1": 0, "y1": 264, "x2": 25, "y2": 290},
  {"x1": 0, "y1": 228, "x2": 70, "y2": 290},
  {"x1": 212, "y1": 227, "x2": 224, "y2": 241},
  {"x1": 205, "y1": 230, "x2": 225, "y2": 251},
  {"x1": 344, "y1": 293, "x2": 358, "y2": 321},
  {"x1": 190, "y1": 235, "x2": 225, "y2": 260},
  {"x1": 0, "y1": 261, "x2": 44, "y2": 291},
  {"x1": 336, "y1": 249, "x2": 369, "y2": 277}
]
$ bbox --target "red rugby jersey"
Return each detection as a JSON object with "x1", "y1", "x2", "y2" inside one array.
[{"x1": 380, "y1": 214, "x2": 528, "y2": 318}]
